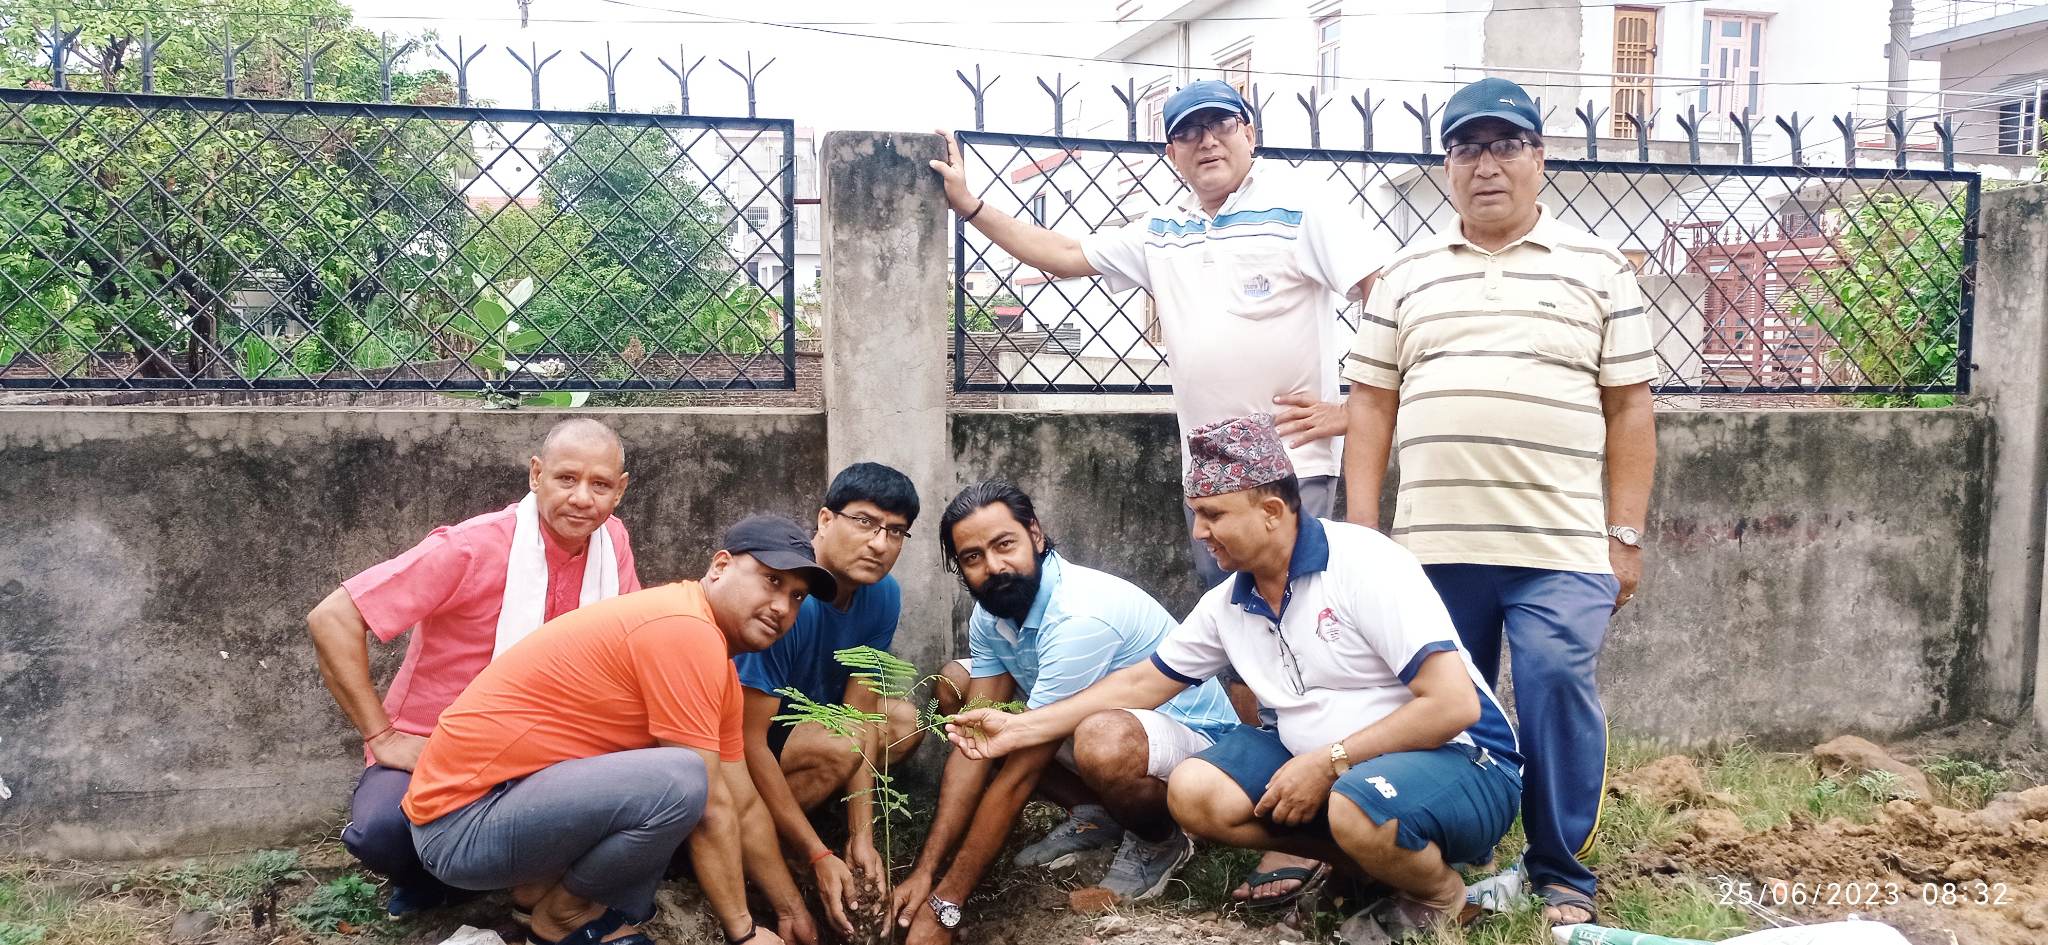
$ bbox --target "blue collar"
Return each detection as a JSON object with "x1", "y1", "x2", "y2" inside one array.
[{"x1": 1228, "y1": 516, "x2": 1330, "y2": 619}]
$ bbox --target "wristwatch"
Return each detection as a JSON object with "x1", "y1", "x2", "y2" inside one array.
[
  {"x1": 1328, "y1": 742, "x2": 1353, "y2": 777},
  {"x1": 929, "y1": 895, "x2": 962, "y2": 929},
  {"x1": 1606, "y1": 524, "x2": 1642, "y2": 548}
]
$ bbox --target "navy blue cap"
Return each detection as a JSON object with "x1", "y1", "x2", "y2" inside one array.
[
  {"x1": 1163, "y1": 79, "x2": 1250, "y2": 136},
  {"x1": 722, "y1": 513, "x2": 837, "y2": 601},
  {"x1": 1440, "y1": 77, "x2": 1543, "y2": 142}
]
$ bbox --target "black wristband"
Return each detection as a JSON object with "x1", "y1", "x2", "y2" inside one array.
[
  {"x1": 962, "y1": 199, "x2": 985, "y2": 224},
  {"x1": 726, "y1": 923, "x2": 758, "y2": 945}
]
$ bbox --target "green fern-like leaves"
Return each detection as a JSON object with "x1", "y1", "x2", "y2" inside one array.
[{"x1": 835, "y1": 645, "x2": 919, "y2": 700}]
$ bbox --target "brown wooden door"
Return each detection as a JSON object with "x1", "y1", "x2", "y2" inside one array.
[{"x1": 1612, "y1": 7, "x2": 1659, "y2": 137}]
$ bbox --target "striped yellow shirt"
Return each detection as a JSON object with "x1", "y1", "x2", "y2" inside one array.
[{"x1": 1341, "y1": 206, "x2": 1657, "y2": 572}]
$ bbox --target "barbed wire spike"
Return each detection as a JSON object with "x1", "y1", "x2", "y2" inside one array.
[
  {"x1": 355, "y1": 33, "x2": 417, "y2": 104},
  {"x1": 1774, "y1": 111, "x2": 1812, "y2": 167},
  {"x1": 1674, "y1": 105, "x2": 1704, "y2": 163},
  {"x1": 720, "y1": 52, "x2": 775, "y2": 119},
  {"x1": 276, "y1": 26, "x2": 339, "y2": 102},
  {"x1": 138, "y1": 25, "x2": 171, "y2": 94},
  {"x1": 1351, "y1": 89, "x2": 1382, "y2": 151},
  {"x1": 583, "y1": 42, "x2": 633, "y2": 112},
  {"x1": 1729, "y1": 108, "x2": 1764, "y2": 164},
  {"x1": 436, "y1": 38, "x2": 489, "y2": 107},
  {"x1": 1832, "y1": 113, "x2": 1858, "y2": 169},
  {"x1": 955, "y1": 65, "x2": 999, "y2": 133},
  {"x1": 1887, "y1": 113, "x2": 1910, "y2": 170},
  {"x1": 1626, "y1": 109, "x2": 1658, "y2": 162},
  {"x1": 42, "y1": 12, "x2": 82, "y2": 91},
  {"x1": 212, "y1": 24, "x2": 257, "y2": 99},
  {"x1": 1037, "y1": 73, "x2": 1077, "y2": 136},
  {"x1": 1111, "y1": 78, "x2": 1140, "y2": 142},
  {"x1": 1931, "y1": 116, "x2": 1958, "y2": 171},
  {"x1": 1574, "y1": 100, "x2": 1609, "y2": 159},
  {"x1": 1402, "y1": 95, "x2": 1441, "y2": 154},
  {"x1": 659, "y1": 46, "x2": 708, "y2": 115},
  {"x1": 1297, "y1": 85, "x2": 1331, "y2": 149},
  {"x1": 508, "y1": 43, "x2": 563, "y2": 110},
  {"x1": 1248, "y1": 83, "x2": 1275, "y2": 147}
]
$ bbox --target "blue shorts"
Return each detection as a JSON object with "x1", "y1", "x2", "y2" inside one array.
[{"x1": 1191, "y1": 725, "x2": 1522, "y2": 867}]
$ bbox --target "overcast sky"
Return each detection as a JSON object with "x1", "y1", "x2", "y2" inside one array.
[{"x1": 345, "y1": 0, "x2": 1126, "y2": 134}]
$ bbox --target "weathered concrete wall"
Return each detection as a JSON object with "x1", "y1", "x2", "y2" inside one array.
[
  {"x1": 0, "y1": 408, "x2": 827, "y2": 859},
  {"x1": 952, "y1": 408, "x2": 1992, "y2": 746}
]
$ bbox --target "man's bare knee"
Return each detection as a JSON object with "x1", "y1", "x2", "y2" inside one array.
[
  {"x1": 1072, "y1": 710, "x2": 1148, "y2": 783},
  {"x1": 881, "y1": 697, "x2": 926, "y2": 762},
  {"x1": 934, "y1": 661, "x2": 972, "y2": 718},
  {"x1": 1328, "y1": 794, "x2": 1400, "y2": 854},
  {"x1": 1167, "y1": 761, "x2": 1251, "y2": 841}
]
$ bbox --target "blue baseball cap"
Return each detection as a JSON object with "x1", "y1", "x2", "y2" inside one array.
[
  {"x1": 1440, "y1": 77, "x2": 1543, "y2": 142},
  {"x1": 1163, "y1": 79, "x2": 1250, "y2": 136}
]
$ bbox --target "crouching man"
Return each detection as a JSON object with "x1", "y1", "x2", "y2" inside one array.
[
  {"x1": 948, "y1": 416, "x2": 1524, "y2": 939},
  {"x1": 402, "y1": 515, "x2": 838, "y2": 945}
]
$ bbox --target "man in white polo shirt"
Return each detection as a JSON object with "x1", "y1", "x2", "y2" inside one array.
[
  {"x1": 947, "y1": 415, "x2": 1522, "y2": 941},
  {"x1": 1340, "y1": 77, "x2": 1659, "y2": 927},
  {"x1": 931, "y1": 81, "x2": 1377, "y2": 901}
]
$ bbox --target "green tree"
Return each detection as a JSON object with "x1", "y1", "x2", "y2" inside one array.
[{"x1": 1790, "y1": 193, "x2": 1965, "y2": 407}]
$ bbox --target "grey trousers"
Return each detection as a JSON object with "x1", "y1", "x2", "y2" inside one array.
[
  {"x1": 411, "y1": 747, "x2": 709, "y2": 923},
  {"x1": 1185, "y1": 474, "x2": 1338, "y2": 590}
]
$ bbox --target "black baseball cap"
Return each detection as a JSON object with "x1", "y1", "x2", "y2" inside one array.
[
  {"x1": 1441, "y1": 77, "x2": 1543, "y2": 143},
  {"x1": 721, "y1": 514, "x2": 838, "y2": 601}
]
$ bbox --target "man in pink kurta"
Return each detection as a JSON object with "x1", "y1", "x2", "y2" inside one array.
[{"x1": 307, "y1": 419, "x2": 640, "y2": 916}]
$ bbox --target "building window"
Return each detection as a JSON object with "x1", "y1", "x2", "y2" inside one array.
[
  {"x1": 1996, "y1": 90, "x2": 2046, "y2": 155},
  {"x1": 1219, "y1": 49, "x2": 1253, "y2": 99},
  {"x1": 1701, "y1": 13, "x2": 1767, "y2": 117},
  {"x1": 1142, "y1": 87, "x2": 1167, "y2": 141},
  {"x1": 1315, "y1": 16, "x2": 1341, "y2": 93},
  {"x1": 742, "y1": 205, "x2": 771, "y2": 233},
  {"x1": 1027, "y1": 194, "x2": 1048, "y2": 225},
  {"x1": 1611, "y1": 7, "x2": 1658, "y2": 137}
]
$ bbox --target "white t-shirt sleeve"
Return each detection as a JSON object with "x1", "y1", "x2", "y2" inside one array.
[
  {"x1": 1149, "y1": 600, "x2": 1231, "y2": 684},
  {"x1": 1079, "y1": 216, "x2": 1153, "y2": 295},
  {"x1": 1351, "y1": 538, "x2": 1464, "y2": 684},
  {"x1": 1599, "y1": 263, "x2": 1660, "y2": 387},
  {"x1": 1297, "y1": 196, "x2": 1380, "y2": 302}
]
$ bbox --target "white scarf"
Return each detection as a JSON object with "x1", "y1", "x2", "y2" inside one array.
[{"x1": 493, "y1": 492, "x2": 620, "y2": 659}]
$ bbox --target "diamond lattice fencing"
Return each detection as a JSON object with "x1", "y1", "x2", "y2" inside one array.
[{"x1": 953, "y1": 130, "x2": 1979, "y2": 399}]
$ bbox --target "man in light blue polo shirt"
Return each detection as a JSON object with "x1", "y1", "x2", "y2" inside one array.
[{"x1": 889, "y1": 479, "x2": 1238, "y2": 945}]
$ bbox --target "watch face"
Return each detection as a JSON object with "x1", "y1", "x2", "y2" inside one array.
[
  {"x1": 931, "y1": 897, "x2": 962, "y2": 928},
  {"x1": 1612, "y1": 526, "x2": 1640, "y2": 546}
]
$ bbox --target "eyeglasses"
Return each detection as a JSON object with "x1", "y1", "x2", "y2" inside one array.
[
  {"x1": 1169, "y1": 113, "x2": 1246, "y2": 146},
  {"x1": 1270, "y1": 623, "x2": 1307, "y2": 697},
  {"x1": 833, "y1": 509, "x2": 912, "y2": 543},
  {"x1": 1446, "y1": 136, "x2": 1537, "y2": 165}
]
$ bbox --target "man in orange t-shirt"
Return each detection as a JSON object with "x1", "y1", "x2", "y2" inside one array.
[{"x1": 404, "y1": 515, "x2": 837, "y2": 945}]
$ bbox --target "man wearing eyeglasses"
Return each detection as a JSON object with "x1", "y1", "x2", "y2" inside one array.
[
  {"x1": 946, "y1": 415, "x2": 1522, "y2": 940},
  {"x1": 734, "y1": 462, "x2": 927, "y2": 940},
  {"x1": 1340, "y1": 77, "x2": 1659, "y2": 929}
]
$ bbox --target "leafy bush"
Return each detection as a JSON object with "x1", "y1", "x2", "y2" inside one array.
[{"x1": 288, "y1": 874, "x2": 381, "y2": 934}]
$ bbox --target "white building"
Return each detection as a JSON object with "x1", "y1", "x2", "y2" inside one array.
[
  {"x1": 963, "y1": 1, "x2": 2015, "y2": 394},
  {"x1": 1908, "y1": 1, "x2": 2048, "y2": 158}
]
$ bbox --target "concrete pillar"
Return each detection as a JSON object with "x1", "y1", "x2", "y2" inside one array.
[
  {"x1": 1968, "y1": 183, "x2": 2048, "y2": 727},
  {"x1": 819, "y1": 131, "x2": 955, "y2": 677}
]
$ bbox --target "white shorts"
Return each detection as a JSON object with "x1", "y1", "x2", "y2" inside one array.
[{"x1": 1055, "y1": 708, "x2": 1219, "y2": 780}]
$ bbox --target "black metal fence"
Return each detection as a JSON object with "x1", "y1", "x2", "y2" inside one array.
[
  {"x1": 953, "y1": 126, "x2": 1981, "y2": 399},
  {"x1": 0, "y1": 28, "x2": 797, "y2": 394}
]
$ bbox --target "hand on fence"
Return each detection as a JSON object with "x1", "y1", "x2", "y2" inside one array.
[
  {"x1": 367, "y1": 731, "x2": 427, "y2": 772},
  {"x1": 929, "y1": 130, "x2": 978, "y2": 215},
  {"x1": 1272, "y1": 393, "x2": 1348, "y2": 448},
  {"x1": 811, "y1": 852, "x2": 859, "y2": 937}
]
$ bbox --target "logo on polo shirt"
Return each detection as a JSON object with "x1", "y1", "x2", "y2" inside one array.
[
  {"x1": 1366, "y1": 775, "x2": 1398, "y2": 798},
  {"x1": 1316, "y1": 607, "x2": 1342, "y2": 642},
  {"x1": 1241, "y1": 273, "x2": 1272, "y2": 299}
]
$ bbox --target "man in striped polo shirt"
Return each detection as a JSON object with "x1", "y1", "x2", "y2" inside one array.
[{"x1": 1340, "y1": 77, "x2": 1658, "y2": 927}]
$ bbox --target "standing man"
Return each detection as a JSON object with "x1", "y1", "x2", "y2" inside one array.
[
  {"x1": 930, "y1": 79, "x2": 1380, "y2": 902},
  {"x1": 307, "y1": 418, "x2": 639, "y2": 916},
  {"x1": 736, "y1": 462, "x2": 928, "y2": 939},
  {"x1": 890, "y1": 480, "x2": 1240, "y2": 945},
  {"x1": 1340, "y1": 77, "x2": 1659, "y2": 927},
  {"x1": 404, "y1": 515, "x2": 837, "y2": 945},
  {"x1": 948, "y1": 415, "x2": 1523, "y2": 940}
]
